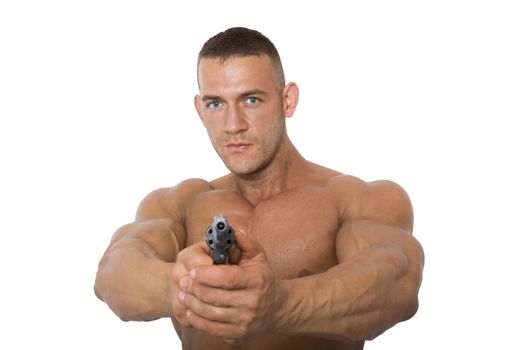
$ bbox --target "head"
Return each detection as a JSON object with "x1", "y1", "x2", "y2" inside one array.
[
  {"x1": 197, "y1": 27, "x2": 286, "y2": 91},
  {"x1": 194, "y1": 27, "x2": 299, "y2": 177}
]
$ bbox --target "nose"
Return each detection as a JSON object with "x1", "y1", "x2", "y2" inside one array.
[{"x1": 224, "y1": 105, "x2": 248, "y2": 134}]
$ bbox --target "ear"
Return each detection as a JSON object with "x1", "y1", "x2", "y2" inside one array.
[
  {"x1": 194, "y1": 94, "x2": 204, "y2": 123},
  {"x1": 282, "y1": 82, "x2": 299, "y2": 118}
]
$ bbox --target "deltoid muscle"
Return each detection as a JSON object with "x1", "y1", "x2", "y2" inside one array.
[{"x1": 204, "y1": 214, "x2": 235, "y2": 264}]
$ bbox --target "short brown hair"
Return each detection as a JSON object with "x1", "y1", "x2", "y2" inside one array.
[{"x1": 198, "y1": 27, "x2": 286, "y2": 89}]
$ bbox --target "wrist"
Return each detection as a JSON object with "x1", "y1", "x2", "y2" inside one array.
[
  {"x1": 161, "y1": 262, "x2": 177, "y2": 318},
  {"x1": 268, "y1": 278, "x2": 295, "y2": 335}
]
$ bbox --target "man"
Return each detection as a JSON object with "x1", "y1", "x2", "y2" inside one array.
[{"x1": 95, "y1": 27, "x2": 424, "y2": 350}]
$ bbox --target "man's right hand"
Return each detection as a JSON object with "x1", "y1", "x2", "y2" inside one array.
[{"x1": 170, "y1": 241, "x2": 214, "y2": 326}]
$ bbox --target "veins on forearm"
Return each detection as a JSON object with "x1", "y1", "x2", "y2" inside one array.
[{"x1": 279, "y1": 243, "x2": 417, "y2": 341}]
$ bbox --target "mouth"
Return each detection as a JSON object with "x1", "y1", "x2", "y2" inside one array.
[{"x1": 226, "y1": 142, "x2": 252, "y2": 152}]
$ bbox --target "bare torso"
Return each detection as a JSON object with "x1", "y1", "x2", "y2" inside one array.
[
  {"x1": 170, "y1": 169, "x2": 367, "y2": 350},
  {"x1": 95, "y1": 51, "x2": 421, "y2": 349}
]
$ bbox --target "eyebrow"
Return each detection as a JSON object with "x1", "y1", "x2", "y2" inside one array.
[
  {"x1": 239, "y1": 89, "x2": 268, "y2": 99},
  {"x1": 201, "y1": 89, "x2": 269, "y2": 102},
  {"x1": 201, "y1": 95, "x2": 223, "y2": 102}
]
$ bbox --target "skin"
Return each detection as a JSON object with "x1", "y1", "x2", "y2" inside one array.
[{"x1": 95, "y1": 55, "x2": 424, "y2": 350}]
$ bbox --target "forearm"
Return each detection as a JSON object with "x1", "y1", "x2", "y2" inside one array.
[
  {"x1": 275, "y1": 242, "x2": 422, "y2": 341},
  {"x1": 94, "y1": 239, "x2": 174, "y2": 321}
]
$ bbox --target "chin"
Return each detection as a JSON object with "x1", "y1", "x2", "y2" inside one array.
[
  {"x1": 226, "y1": 163, "x2": 259, "y2": 177},
  {"x1": 223, "y1": 157, "x2": 263, "y2": 177}
]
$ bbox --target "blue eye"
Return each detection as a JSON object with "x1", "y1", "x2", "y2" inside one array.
[
  {"x1": 207, "y1": 101, "x2": 222, "y2": 109},
  {"x1": 245, "y1": 97, "x2": 260, "y2": 105}
]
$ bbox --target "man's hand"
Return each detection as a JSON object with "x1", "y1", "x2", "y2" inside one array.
[
  {"x1": 177, "y1": 229, "x2": 287, "y2": 339},
  {"x1": 170, "y1": 241, "x2": 213, "y2": 326}
]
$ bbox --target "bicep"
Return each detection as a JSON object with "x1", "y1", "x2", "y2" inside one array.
[
  {"x1": 103, "y1": 179, "x2": 210, "y2": 262},
  {"x1": 105, "y1": 187, "x2": 188, "y2": 263},
  {"x1": 335, "y1": 178, "x2": 417, "y2": 262},
  {"x1": 335, "y1": 219, "x2": 413, "y2": 263},
  {"x1": 109, "y1": 218, "x2": 185, "y2": 262}
]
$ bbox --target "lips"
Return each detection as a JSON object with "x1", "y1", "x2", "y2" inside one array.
[{"x1": 226, "y1": 142, "x2": 251, "y2": 152}]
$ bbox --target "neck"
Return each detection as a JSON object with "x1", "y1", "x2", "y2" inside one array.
[{"x1": 232, "y1": 137, "x2": 307, "y2": 205}]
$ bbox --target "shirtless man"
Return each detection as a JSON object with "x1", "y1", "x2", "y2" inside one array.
[{"x1": 94, "y1": 27, "x2": 424, "y2": 350}]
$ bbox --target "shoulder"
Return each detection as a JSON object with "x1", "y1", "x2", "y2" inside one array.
[
  {"x1": 327, "y1": 175, "x2": 414, "y2": 232},
  {"x1": 135, "y1": 178, "x2": 213, "y2": 221}
]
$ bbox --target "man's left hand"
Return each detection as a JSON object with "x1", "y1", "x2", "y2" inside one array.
[{"x1": 177, "y1": 229, "x2": 288, "y2": 339}]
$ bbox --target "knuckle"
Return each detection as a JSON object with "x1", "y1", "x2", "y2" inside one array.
[
  {"x1": 225, "y1": 270, "x2": 237, "y2": 283},
  {"x1": 224, "y1": 338, "x2": 236, "y2": 345},
  {"x1": 173, "y1": 308, "x2": 187, "y2": 322},
  {"x1": 171, "y1": 263, "x2": 182, "y2": 277},
  {"x1": 172, "y1": 269, "x2": 184, "y2": 282},
  {"x1": 238, "y1": 310, "x2": 250, "y2": 325},
  {"x1": 252, "y1": 273, "x2": 265, "y2": 289},
  {"x1": 177, "y1": 248, "x2": 188, "y2": 260},
  {"x1": 188, "y1": 298, "x2": 206, "y2": 317},
  {"x1": 195, "y1": 286, "x2": 212, "y2": 303},
  {"x1": 239, "y1": 308, "x2": 256, "y2": 326},
  {"x1": 243, "y1": 294, "x2": 259, "y2": 310},
  {"x1": 207, "y1": 306, "x2": 221, "y2": 319},
  {"x1": 224, "y1": 272, "x2": 238, "y2": 287},
  {"x1": 172, "y1": 299, "x2": 185, "y2": 313},
  {"x1": 175, "y1": 315, "x2": 190, "y2": 327},
  {"x1": 235, "y1": 323, "x2": 249, "y2": 338}
]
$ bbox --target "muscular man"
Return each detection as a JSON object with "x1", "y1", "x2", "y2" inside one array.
[{"x1": 94, "y1": 27, "x2": 424, "y2": 350}]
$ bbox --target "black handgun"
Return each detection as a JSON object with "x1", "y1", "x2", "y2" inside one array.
[{"x1": 204, "y1": 214, "x2": 235, "y2": 264}]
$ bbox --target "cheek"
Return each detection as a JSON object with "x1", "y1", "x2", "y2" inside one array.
[
  {"x1": 254, "y1": 118, "x2": 285, "y2": 154},
  {"x1": 247, "y1": 106, "x2": 281, "y2": 132},
  {"x1": 202, "y1": 117, "x2": 223, "y2": 139}
]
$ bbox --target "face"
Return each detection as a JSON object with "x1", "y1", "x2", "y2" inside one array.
[{"x1": 195, "y1": 55, "x2": 296, "y2": 177}]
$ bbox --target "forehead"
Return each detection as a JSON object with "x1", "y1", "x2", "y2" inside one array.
[{"x1": 197, "y1": 55, "x2": 276, "y2": 96}]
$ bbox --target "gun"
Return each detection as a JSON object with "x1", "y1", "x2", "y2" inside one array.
[{"x1": 204, "y1": 214, "x2": 235, "y2": 264}]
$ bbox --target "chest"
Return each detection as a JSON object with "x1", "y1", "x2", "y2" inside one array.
[{"x1": 183, "y1": 188, "x2": 340, "y2": 278}]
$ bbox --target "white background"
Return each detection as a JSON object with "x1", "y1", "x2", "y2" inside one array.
[{"x1": 1, "y1": 1, "x2": 524, "y2": 349}]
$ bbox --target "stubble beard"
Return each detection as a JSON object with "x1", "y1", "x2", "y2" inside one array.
[{"x1": 212, "y1": 116, "x2": 286, "y2": 179}]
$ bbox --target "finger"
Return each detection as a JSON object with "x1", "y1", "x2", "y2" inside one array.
[
  {"x1": 172, "y1": 296, "x2": 191, "y2": 327},
  {"x1": 191, "y1": 264, "x2": 249, "y2": 290},
  {"x1": 181, "y1": 276, "x2": 237, "y2": 307},
  {"x1": 185, "y1": 308, "x2": 242, "y2": 339},
  {"x1": 223, "y1": 338, "x2": 237, "y2": 346},
  {"x1": 190, "y1": 240, "x2": 212, "y2": 255},
  {"x1": 183, "y1": 242, "x2": 213, "y2": 264},
  {"x1": 171, "y1": 241, "x2": 218, "y2": 325},
  {"x1": 234, "y1": 229, "x2": 265, "y2": 260},
  {"x1": 170, "y1": 282, "x2": 190, "y2": 326},
  {"x1": 181, "y1": 275, "x2": 262, "y2": 313},
  {"x1": 228, "y1": 244, "x2": 242, "y2": 265},
  {"x1": 175, "y1": 243, "x2": 213, "y2": 272},
  {"x1": 179, "y1": 289, "x2": 236, "y2": 323},
  {"x1": 170, "y1": 268, "x2": 190, "y2": 324}
]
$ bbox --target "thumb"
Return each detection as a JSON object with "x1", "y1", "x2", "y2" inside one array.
[{"x1": 234, "y1": 229, "x2": 265, "y2": 261}]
